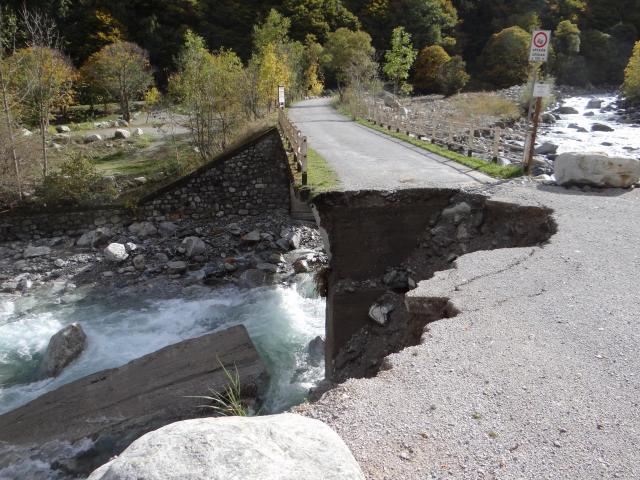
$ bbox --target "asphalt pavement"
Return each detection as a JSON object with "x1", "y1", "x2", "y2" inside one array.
[{"x1": 288, "y1": 98, "x2": 492, "y2": 189}]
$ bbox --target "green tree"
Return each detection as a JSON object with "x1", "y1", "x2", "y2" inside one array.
[
  {"x1": 480, "y1": 26, "x2": 531, "y2": 88},
  {"x1": 253, "y1": 9, "x2": 292, "y2": 54},
  {"x1": 623, "y1": 41, "x2": 640, "y2": 103},
  {"x1": 304, "y1": 35, "x2": 325, "y2": 96},
  {"x1": 323, "y1": 27, "x2": 375, "y2": 90},
  {"x1": 171, "y1": 31, "x2": 245, "y2": 160},
  {"x1": 383, "y1": 26, "x2": 417, "y2": 95},
  {"x1": 81, "y1": 41, "x2": 154, "y2": 122},
  {"x1": 555, "y1": 20, "x2": 580, "y2": 55},
  {"x1": 412, "y1": 44, "x2": 450, "y2": 93},
  {"x1": 348, "y1": 0, "x2": 458, "y2": 52},
  {"x1": 438, "y1": 55, "x2": 469, "y2": 95},
  {"x1": 283, "y1": 0, "x2": 360, "y2": 42}
]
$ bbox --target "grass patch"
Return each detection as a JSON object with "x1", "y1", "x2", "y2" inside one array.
[
  {"x1": 306, "y1": 147, "x2": 340, "y2": 196},
  {"x1": 356, "y1": 118, "x2": 522, "y2": 179},
  {"x1": 450, "y1": 92, "x2": 521, "y2": 121}
]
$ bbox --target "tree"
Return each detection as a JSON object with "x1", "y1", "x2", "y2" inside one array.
[
  {"x1": 0, "y1": 6, "x2": 24, "y2": 200},
  {"x1": 304, "y1": 35, "x2": 325, "y2": 96},
  {"x1": 81, "y1": 41, "x2": 154, "y2": 122},
  {"x1": 257, "y1": 42, "x2": 291, "y2": 111},
  {"x1": 438, "y1": 55, "x2": 469, "y2": 95},
  {"x1": 348, "y1": 0, "x2": 458, "y2": 53},
  {"x1": 480, "y1": 26, "x2": 531, "y2": 88},
  {"x1": 555, "y1": 20, "x2": 580, "y2": 55},
  {"x1": 253, "y1": 9, "x2": 292, "y2": 54},
  {"x1": 623, "y1": 41, "x2": 640, "y2": 104},
  {"x1": 323, "y1": 28, "x2": 375, "y2": 90},
  {"x1": 171, "y1": 31, "x2": 245, "y2": 161},
  {"x1": 383, "y1": 26, "x2": 417, "y2": 95},
  {"x1": 283, "y1": 0, "x2": 360, "y2": 42},
  {"x1": 412, "y1": 44, "x2": 450, "y2": 93}
]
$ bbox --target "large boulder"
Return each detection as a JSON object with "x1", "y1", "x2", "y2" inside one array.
[
  {"x1": 104, "y1": 243, "x2": 129, "y2": 262},
  {"x1": 87, "y1": 414, "x2": 365, "y2": 480},
  {"x1": 84, "y1": 133, "x2": 103, "y2": 143},
  {"x1": 114, "y1": 129, "x2": 131, "y2": 139},
  {"x1": 591, "y1": 123, "x2": 614, "y2": 132},
  {"x1": 39, "y1": 323, "x2": 87, "y2": 378},
  {"x1": 128, "y1": 222, "x2": 157, "y2": 237},
  {"x1": 554, "y1": 152, "x2": 640, "y2": 188},
  {"x1": 534, "y1": 142, "x2": 558, "y2": 155},
  {"x1": 555, "y1": 106, "x2": 579, "y2": 115},
  {"x1": 181, "y1": 236, "x2": 206, "y2": 258},
  {"x1": 586, "y1": 98, "x2": 603, "y2": 109},
  {"x1": 77, "y1": 228, "x2": 111, "y2": 248},
  {"x1": 23, "y1": 245, "x2": 51, "y2": 258}
]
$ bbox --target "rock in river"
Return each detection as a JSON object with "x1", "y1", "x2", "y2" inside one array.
[
  {"x1": 39, "y1": 323, "x2": 87, "y2": 378},
  {"x1": 591, "y1": 123, "x2": 614, "y2": 132},
  {"x1": 0, "y1": 325, "x2": 268, "y2": 478},
  {"x1": 87, "y1": 413, "x2": 365, "y2": 480}
]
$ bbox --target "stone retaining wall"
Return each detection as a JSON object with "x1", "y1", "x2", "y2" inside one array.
[{"x1": 0, "y1": 128, "x2": 291, "y2": 242}]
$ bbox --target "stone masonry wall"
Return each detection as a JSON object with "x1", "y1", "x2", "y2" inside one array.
[{"x1": 0, "y1": 128, "x2": 291, "y2": 242}]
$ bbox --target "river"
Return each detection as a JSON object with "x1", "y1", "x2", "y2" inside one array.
[
  {"x1": 0, "y1": 276, "x2": 325, "y2": 478},
  {"x1": 538, "y1": 94, "x2": 640, "y2": 158}
]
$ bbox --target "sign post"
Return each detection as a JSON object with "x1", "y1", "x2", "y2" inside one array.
[
  {"x1": 278, "y1": 85, "x2": 285, "y2": 109},
  {"x1": 524, "y1": 30, "x2": 552, "y2": 175}
]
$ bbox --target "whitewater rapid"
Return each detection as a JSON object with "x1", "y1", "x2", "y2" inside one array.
[{"x1": 0, "y1": 275, "x2": 325, "y2": 417}]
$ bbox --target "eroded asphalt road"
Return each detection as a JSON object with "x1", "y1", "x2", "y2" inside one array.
[
  {"x1": 290, "y1": 110, "x2": 640, "y2": 480},
  {"x1": 289, "y1": 98, "x2": 492, "y2": 189}
]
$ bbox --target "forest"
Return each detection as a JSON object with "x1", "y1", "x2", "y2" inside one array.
[
  {"x1": 2, "y1": 0, "x2": 640, "y2": 207},
  {"x1": 3, "y1": 0, "x2": 640, "y2": 89}
]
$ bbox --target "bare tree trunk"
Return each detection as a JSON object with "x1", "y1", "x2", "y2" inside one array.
[
  {"x1": 40, "y1": 115, "x2": 48, "y2": 177},
  {"x1": 0, "y1": 71, "x2": 22, "y2": 199}
]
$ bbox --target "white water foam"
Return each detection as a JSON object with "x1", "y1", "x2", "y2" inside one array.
[
  {"x1": 0, "y1": 276, "x2": 325, "y2": 416},
  {"x1": 539, "y1": 94, "x2": 640, "y2": 158}
]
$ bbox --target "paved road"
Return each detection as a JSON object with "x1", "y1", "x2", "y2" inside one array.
[
  {"x1": 289, "y1": 98, "x2": 491, "y2": 190},
  {"x1": 298, "y1": 183, "x2": 640, "y2": 479}
]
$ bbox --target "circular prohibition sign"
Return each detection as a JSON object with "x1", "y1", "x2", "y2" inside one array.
[{"x1": 533, "y1": 31, "x2": 549, "y2": 48}]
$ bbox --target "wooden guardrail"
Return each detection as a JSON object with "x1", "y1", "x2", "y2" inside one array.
[
  {"x1": 278, "y1": 108, "x2": 308, "y2": 186},
  {"x1": 365, "y1": 101, "x2": 519, "y2": 164}
]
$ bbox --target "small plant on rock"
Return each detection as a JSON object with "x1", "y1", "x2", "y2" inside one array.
[{"x1": 187, "y1": 360, "x2": 249, "y2": 417}]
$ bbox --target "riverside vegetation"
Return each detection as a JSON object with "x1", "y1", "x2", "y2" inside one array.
[{"x1": 2, "y1": 1, "x2": 640, "y2": 209}]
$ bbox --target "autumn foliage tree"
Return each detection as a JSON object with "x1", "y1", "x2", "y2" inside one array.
[
  {"x1": 412, "y1": 44, "x2": 450, "y2": 93},
  {"x1": 623, "y1": 41, "x2": 640, "y2": 104},
  {"x1": 81, "y1": 41, "x2": 154, "y2": 122},
  {"x1": 170, "y1": 31, "x2": 245, "y2": 161}
]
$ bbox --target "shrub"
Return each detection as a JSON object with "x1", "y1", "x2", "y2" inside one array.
[
  {"x1": 480, "y1": 26, "x2": 531, "y2": 89},
  {"x1": 412, "y1": 45, "x2": 450, "y2": 93},
  {"x1": 624, "y1": 41, "x2": 640, "y2": 104},
  {"x1": 438, "y1": 56, "x2": 470, "y2": 95},
  {"x1": 38, "y1": 155, "x2": 117, "y2": 206},
  {"x1": 451, "y1": 93, "x2": 520, "y2": 121}
]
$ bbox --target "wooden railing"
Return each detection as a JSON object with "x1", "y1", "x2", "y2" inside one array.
[
  {"x1": 278, "y1": 108, "x2": 308, "y2": 186},
  {"x1": 365, "y1": 101, "x2": 520, "y2": 165}
]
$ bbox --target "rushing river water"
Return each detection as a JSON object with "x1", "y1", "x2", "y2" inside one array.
[
  {"x1": 0, "y1": 275, "x2": 325, "y2": 417},
  {"x1": 538, "y1": 94, "x2": 640, "y2": 158}
]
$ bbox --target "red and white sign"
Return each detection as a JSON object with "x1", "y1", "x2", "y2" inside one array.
[{"x1": 529, "y1": 30, "x2": 551, "y2": 62}]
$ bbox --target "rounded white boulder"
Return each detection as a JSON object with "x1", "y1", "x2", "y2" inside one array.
[{"x1": 88, "y1": 413, "x2": 365, "y2": 480}]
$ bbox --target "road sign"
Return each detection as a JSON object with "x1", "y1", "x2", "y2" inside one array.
[
  {"x1": 529, "y1": 30, "x2": 551, "y2": 62},
  {"x1": 533, "y1": 82, "x2": 552, "y2": 98},
  {"x1": 278, "y1": 85, "x2": 285, "y2": 108}
]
